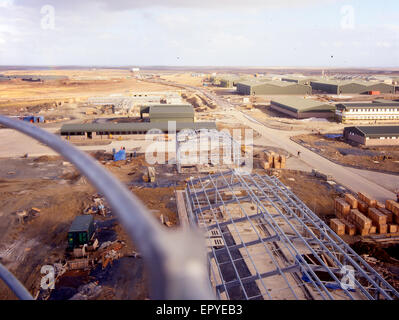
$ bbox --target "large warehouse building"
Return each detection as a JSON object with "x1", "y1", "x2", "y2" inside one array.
[
  {"x1": 310, "y1": 80, "x2": 395, "y2": 95},
  {"x1": 60, "y1": 122, "x2": 217, "y2": 140},
  {"x1": 336, "y1": 100, "x2": 399, "y2": 123},
  {"x1": 236, "y1": 80, "x2": 312, "y2": 95},
  {"x1": 281, "y1": 77, "x2": 315, "y2": 86},
  {"x1": 270, "y1": 97, "x2": 335, "y2": 119},
  {"x1": 343, "y1": 126, "x2": 399, "y2": 146}
]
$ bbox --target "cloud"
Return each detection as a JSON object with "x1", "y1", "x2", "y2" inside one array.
[
  {"x1": 0, "y1": 0, "x2": 13, "y2": 8},
  {"x1": 14, "y1": 0, "x2": 343, "y2": 11}
]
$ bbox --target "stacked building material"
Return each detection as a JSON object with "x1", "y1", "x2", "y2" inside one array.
[
  {"x1": 358, "y1": 192, "x2": 376, "y2": 208},
  {"x1": 330, "y1": 219, "x2": 345, "y2": 236},
  {"x1": 368, "y1": 208, "x2": 388, "y2": 234},
  {"x1": 345, "y1": 194, "x2": 358, "y2": 209},
  {"x1": 332, "y1": 194, "x2": 399, "y2": 237},
  {"x1": 386, "y1": 200, "x2": 399, "y2": 216},
  {"x1": 368, "y1": 208, "x2": 387, "y2": 225},
  {"x1": 341, "y1": 220, "x2": 356, "y2": 236},
  {"x1": 335, "y1": 198, "x2": 350, "y2": 218},
  {"x1": 357, "y1": 200, "x2": 369, "y2": 214},
  {"x1": 263, "y1": 151, "x2": 286, "y2": 169},
  {"x1": 349, "y1": 209, "x2": 372, "y2": 236}
]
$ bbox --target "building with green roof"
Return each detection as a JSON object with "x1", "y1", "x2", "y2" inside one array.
[
  {"x1": 343, "y1": 126, "x2": 399, "y2": 146},
  {"x1": 61, "y1": 122, "x2": 217, "y2": 140},
  {"x1": 236, "y1": 80, "x2": 312, "y2": 95},
  {"x1": 270, "y1": 97, "x2": 335, "y2": 119},
  {"x1": 310, "y1": 80, "x2": 395, "y2": 95},
  {"x1": 149, "y1": 104, "x2": 194, "y2": 123}
]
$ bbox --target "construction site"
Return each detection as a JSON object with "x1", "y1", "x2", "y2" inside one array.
[{"x1": 1, "y1": 65, "x2": 399, "y2": 302}]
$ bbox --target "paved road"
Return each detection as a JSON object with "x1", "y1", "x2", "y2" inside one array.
[
  {"x1": 175, "y1": 83, "x2": 396, "y2": 202},
  {"x1": 232, "y1": 111, "x2": 395, "y2": 202}
]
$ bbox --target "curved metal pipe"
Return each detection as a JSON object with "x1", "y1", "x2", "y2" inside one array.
[
  {"x1": 0, "y1": 116, "x2": 213, "y2": 300},
  {"x1": 0, "y1": 263, "x2": 33, "y2": 300}
]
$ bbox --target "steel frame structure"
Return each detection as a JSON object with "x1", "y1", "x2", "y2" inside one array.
[
  {"x1": 176, "y1": 129, "x2": 242, "y2": 173},
  {"x1": 185, "y1": 170, "x2": 399, "y2": 300}
]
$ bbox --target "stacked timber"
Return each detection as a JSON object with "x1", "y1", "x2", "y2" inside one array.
[
  {"x1": 341, "y1": 220, "x2": 356, "y2": 236},
  {"x1": 358, "y1": 192, "x2": 376, "y2": 208},
  {"x1": 386, "y1": 200, "x2": 399, "y2": 224},
  {"x1": 349, "y1": 209, "x2": 372, "y2": 236},
  {"x1": 345, "y1": 194, "x2": 358, "y2": 209},
  {"x1": 357, "y1": 200, "x2": 369, "y2": 214},
  {"x1": 335, "y1": 198, "x2": 350, "y2": 218},
  {"x1": 263, "y1": 151, "x2": 286, "y2": 169},
  {"x1": 332, "y1": 194, "x2": 399, "y2": 237},
  {"x1": 379, "y1": 208, "x2": 393, "y2": 223},
  {"x1": 368, "y1": 208, "x2": 387, "y2": 234},
  {"x1": 330, "y1": 219, "x2": 345, "y2": 236}
]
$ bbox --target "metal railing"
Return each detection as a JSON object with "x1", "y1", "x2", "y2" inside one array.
[{"x1": 0, "y1": 115, "x2": 214, "y2": 300}]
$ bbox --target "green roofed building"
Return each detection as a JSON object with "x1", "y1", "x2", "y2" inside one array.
[
  {"x1": 139, "y1": 104, "x2": 194, "y2": 122},
  {"x1": 310, "y1": 80, "x2": 395, "y2": 95},
  {"x1": 149, "y1": 104, "x2": 194, "y2": 123},
  {"x1": 343, "y1": 126, "x2": 399, "y2": 146},
  {"x1": 270, "y1": 97, "x2": 335, "y2": 119},
  {"x1": 61, "y1": 122, "x2": 216, "y2": 140},
  {"x1": 236, "y1": 80, "x2": 312, "y2": 95}
]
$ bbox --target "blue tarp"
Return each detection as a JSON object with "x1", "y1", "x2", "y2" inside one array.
[
  {"x1": 113, "y1": 150, "x2": 126, "y2": 161},
  {"x1": 23, "y1": 116, "x2": 44, "y2": 123}
]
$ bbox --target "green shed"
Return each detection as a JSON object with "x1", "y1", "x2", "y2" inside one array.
[{"x1": 67, "y1": 215, "x2": 95, "y2": 250}]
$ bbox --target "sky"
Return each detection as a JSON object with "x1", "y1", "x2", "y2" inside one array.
[{"x1": 0, "y1": 0, "x2": 398, "y2": 67}]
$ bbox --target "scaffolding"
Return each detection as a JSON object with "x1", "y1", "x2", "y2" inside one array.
[{"x1": 185, "y1": 170, "x2": 399, "y2": 300}]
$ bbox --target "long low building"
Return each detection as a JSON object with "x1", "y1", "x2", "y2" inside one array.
[
  {"x1": 270, "y1": 97, "x2": 335, "y2": 119},
  {"x1": 140, "y1": 104, "x2": 194, "y2": 122},
  {"x1": 60, "y1": 122, "x2": 216, "y2": 140},
  {"x1": 336, "y1": 101, "x2": 399, "y2": 123},
  {"x1": 310, "y1": 80, "x2": 395, "y2": 95},
  {"x1": 236, "y1": 80, "x2": 312, "y2": 95},
  {"x1": 343, "y1": 126, "x2": 399, "y2": 146},
  {"x1": 149, "y1": 105, "x2": 194, "y2": 123}
]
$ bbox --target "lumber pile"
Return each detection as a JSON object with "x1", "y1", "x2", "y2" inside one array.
[
  {"x1": 331, "y1": 192, "x2": 399, "y2": 237},
  {"x1": 335, "y1": 198, "x2": 350, "y2": 218},
  {"x1": 262, "y1": 151, "x2": 286, "y2": 169},
  {"x1": 330, "y1": 219, "x2": 345, "y2": 236}
]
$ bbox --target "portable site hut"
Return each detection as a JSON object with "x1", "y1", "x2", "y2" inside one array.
[{"x1": 67, "y1": 215, "x2": 95, "y2": 250}]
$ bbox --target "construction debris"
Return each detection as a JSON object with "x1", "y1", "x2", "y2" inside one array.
[{"x1": 142, "y1": 166, "x2": 156, "y2": 183}]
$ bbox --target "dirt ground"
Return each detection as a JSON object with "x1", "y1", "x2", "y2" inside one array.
[
  {"x1": 292, "y1": 133, "x2": 399, "y2": 174},
  {"x1": 0, "y1": 153, "x2": 180, "y2": 300},
  {"x1": 0, "y1": 70, "x2": 177, "y2": 114}
]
